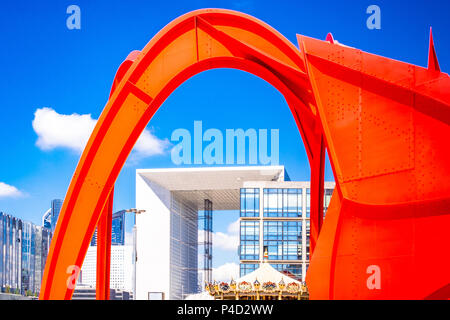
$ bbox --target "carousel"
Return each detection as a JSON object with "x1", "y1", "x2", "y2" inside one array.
[{"x1": 206, "y1": 252, "x2": 308, "y2": 300}]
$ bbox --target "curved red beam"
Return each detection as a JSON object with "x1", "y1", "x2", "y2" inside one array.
[{"x1": 40, "y1": 9, "x2": 450, "y2": 300}]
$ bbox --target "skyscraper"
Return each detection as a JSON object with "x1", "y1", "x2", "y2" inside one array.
[
  {"x1": 0, "y1": 212, "x2": 52, "y2": 295},
  {"x1": 42, "y1": 208, "x2": 51, "y2": 230},
  {"x1": 50, "y1": 199, "x2": 63, "y2": 233},
  {"x1": 90, "y1": 210, "x2": 125, "y2": 246},
  {"x1": 0, "y1": 212, "x2": 22, "y2": 292},
  {"x1": 80, "y1": 212, "x2": 131, "y2": 293},
  {"x1": 111, "y1": 210, "x2": 125, "y2": 246},
  {"x1": 80, "y1": 245, "x2": 133, "y2": 292}
]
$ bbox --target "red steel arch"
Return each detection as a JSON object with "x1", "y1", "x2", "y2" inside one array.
[{"x1": 40, "y1": 9, "x2": 450, "y2": 300}]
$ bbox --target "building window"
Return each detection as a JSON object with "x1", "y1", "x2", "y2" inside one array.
[
  {"x1": 323, "y1": 189, "x2": 333, "y2": 219},
  {"x1": 240, "y1": 188, "x2": 260, "y2": 218},
  {"x1": 240, "y1": 263, "x2": 259, "y2": 277},
  {"x1": 240, "y1": 221, "x2": 260, "y2": 260},
  {"x1": 306, "y1": 220, "x2": 310, "y2": 261},
  {"x1": 306, "y1": 188, "x2": 310, "y2": 218},
  {"x1": 263, "y1": 189, "x2": 302, "y2": 218},
  {"x1": 271, "y1": 264, "x2": 303, "y2": 281},
  {"x1": 263, "y1": 221, "x2": 302, "y2": 260}
]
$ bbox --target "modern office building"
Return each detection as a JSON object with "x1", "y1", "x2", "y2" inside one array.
[
  {"x1": 42, "y1": 209, "x2": 51, "y2": 230},
  {"x1": 21, "y1": 222, "x2": 52, "y2": 294},
  {"x1": 239, "y1": 180, "x2": 335, "y2": 281},
  {"x1": 90, "y1": 210, "x2": 126, "y2": 246},
  {"x1": 0, "y1": 212, "x2": 22, "y2": 292},
  {"x1": 50, "y1": 199, "x2": 63, "y2": 233},
  {"x1": 111, "y1": 210, "x2": 125, "y2": 245},
  {"x1": 80, "y1": 208, "x2": 129, "y2": 293},
  {"x1": 80, "y1": 245, "x2": 133, "y2": 292},
  {"x1": 135, "y1": 166, "x2": 334, "y2": 300},
  {"x1": 0, "y1": 212, "x2": 52, "y2": 295}
]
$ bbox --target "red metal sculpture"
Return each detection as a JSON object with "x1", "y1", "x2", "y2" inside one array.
[{"x1": 39, "y1": 9, "x2": 450, "y2": 300}]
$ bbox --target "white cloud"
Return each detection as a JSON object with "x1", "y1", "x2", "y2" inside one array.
[
  {"x1": 213, "y1": 231, "x2": 239, "y2": 251},
  {"x1": 198, "y1": 218, "x2": 240, "y2": 252},
  {"x1": 32, "y1": 107, "x2": 170, "y2": 159},
  {"x1": 32, "y1": 107, "x2": 96, "y2": 152},
  {"x1": 227, "y1": 218, "x2": 240, "y2": 234},
  {"x1": 212, "y1": 262, "x2": 239, "y2": 282},
  {"x1": 132, "y1": 128, "x2": 171, "y2": 159},
  {"x1": 0, "y1": 182, "x2": 23, "y2": 198}
]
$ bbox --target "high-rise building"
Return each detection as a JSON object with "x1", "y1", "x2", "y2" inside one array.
[
  {"x1": 239, "y1": 181, "x2": 335, "y2": 281},
  {"x1": 90, "y1": 210, "x2": 125, "y2": 246},
  {"x1": 136, "y1": 170, "x2": 201, "y2": 300},
  {"x1": 21, "y1": 221, "x2": 35, "y2": 294},
  {"x1": 134, "y1": 166, "x2": 334, "y2": 300},
  {"x1": 0, "y1": 212, "x2": 22, "y2": 292},
  {"x1": 111, "y1": 210, "x2": 125, "y2": 245},
  {"x1": 50, "y1": 199, "x2": 63, "y2": 233},
  {"x1": 42, "y1": 209, "x2": 51, "y2": 230},
  {"x1": 80, "y1": 245, "x2": 133, "y2": 292},
  {"x1": 0, "y1": 212, "x2": 52, "y2": 295},
  {"x1": 21, "y1": 222, "x2": 52, "y2": 294},
  {"x1": 81, "y1": 210, "x2": 130, "y2": 292}
]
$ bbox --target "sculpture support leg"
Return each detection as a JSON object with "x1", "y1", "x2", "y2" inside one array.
[
  {"x1": 309, "y1": 134, "x2": 325, "y2": 256},
  {"x1": 96, "y1": 188, "x2": 113, "y2": 300}
]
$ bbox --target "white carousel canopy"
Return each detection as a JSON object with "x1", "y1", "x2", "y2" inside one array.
[
  {"x1": 206, "y1": 261, "x2": 308, "y2": 298},
  {"x1": 236, "y1": 262, "x2": 302, "y2": 286}
]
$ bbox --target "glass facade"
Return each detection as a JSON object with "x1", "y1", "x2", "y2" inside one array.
[
  {"x1": 0, "y1": 213, "x2": 21, "y2": 292},
  {"x1": 1, "y1": 212, "x2": 51, "y2": 295},
  {"x1": 240, "y1": 263, "x2": 302, "y2": 281},
  {"x1": 323, "y1": 189, "x2": 333, "y2": 218},
  {"x1": 51, "y1": 199, "x2": 63, "y2": 233},
  {"x1": 306, "y1": 220, "x2": 310, "y2": 261},
  {"x1": 36, "y1": 227, "x2": 51, "y2": 293},
  {"x1": 170, "y1": 194, "x2": 198, "y2": 300},
  {"x1": 271, "y1": 264, "x2": 302, "y2": 281},
  {"x1": 239, "y1": 263, "x2": 259, "y2": 277},
  {"x1": 263, "y1": 188, "x2": 302, "y2": 217},
  {"x1": 239, "y1": 221, "x2": 259, "y2": 260},
  {"x1": 21, "y1": 222, "x2": 34, "y2": 294},
  {"x1": 263, "y1": 221, "x2": 302, "y2": 260},
  {"x1": 42, "y1": 209, "x2": 51, "y2": 229},
  {"x1": 306, "y1": 188, "x2": 310, "y2": 218},
  {"x1": 305, "y1": 188, "x2": 334, "y2": 219},
  {"x1": 90, "y1": 210, "x2": 125, "y2": 246},
  {"x1": 239, "y1": 182, "x2": 335, "y2": 281},
  {"x1": 111, "y1": 210, "x2": 125, "y2": 245},
  {"x1": 198, "y1": 199, "x2": 213, "y2": 288},
  {"x1": 240, "y1": 188, "x2": 259, "y2": 217}
]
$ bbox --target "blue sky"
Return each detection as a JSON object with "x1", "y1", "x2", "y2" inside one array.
[{"x1": 0, "y1": 0, "x2": 449, "y2": 274}]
